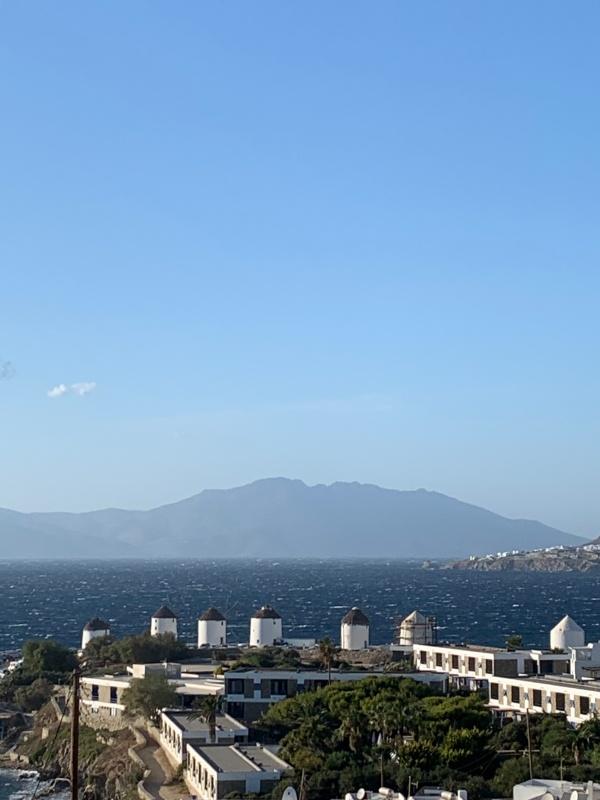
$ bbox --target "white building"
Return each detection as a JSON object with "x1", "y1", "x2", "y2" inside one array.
[
  {"x1": 198, "y1": 607, "x2": 227, "y2": 648},
  {"x1": 570, "y1": 642, "x2": 600, "y2": 679},
  {"x1": 185, "y1": 742, "x2": 289, "y2": 800},
  {"x1": 550, "y1": 615, "x2": 585, "y2": 650},
  {"x1": 249, "y1": 606, "x2": 282, "y2": 647},
  {"x1": 224, "y1": 667, "x2": 448, "y2": 723},
  {"x1": 340, "y1": 608, "x2": 369, "y2": 651},
  {"x1": 81, "y1": 618, "x2": 111, "y2": 651},
  {"x1": 414, "y1": 641, "x2": 571, "y2": 689},
  {"x1": 159, "y1": 709, "x2": 247, "y2": 767},
  {"x1": 151, "y1": 605, "x2": 178, "y2": 638},
  {"x1": 514, "y1": 779, "x2": 600, "y2": 800},
  {"x1": 487, "y1": 673, "x2": 600, "y2": 725},
  {"x1": 397, "y1": 610, "x2": 435, "y2": 646},
  {"x1": 80, "y1": 662, "x2": 223, "y2": 725}
]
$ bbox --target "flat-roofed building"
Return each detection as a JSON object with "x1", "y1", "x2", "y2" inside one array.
[
  {"x1": 80, "y1": 662, "x2": 224, "y2": 726},
  {"x1": 487, "y1": 673, "x2": 600, "y2": 726},
  {"x1": 224, "y1": 667, "x2": 448, "y2": 723},
  {"x1": 185, "y1": 742, "x2": 289, "y2": 800},
  {"x1": 159, "y1": 710, "x2": 248, "y2": 767},
  {"x1": 413, "y1": 643, "x2": 570, "y2": 689}
]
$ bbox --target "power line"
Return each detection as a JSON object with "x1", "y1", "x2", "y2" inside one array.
[{"x1": 30, "y1": 683, "x2": 73, "y2": 800}]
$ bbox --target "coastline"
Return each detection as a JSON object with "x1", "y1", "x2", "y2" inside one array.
[{"x1": 0, "y1": 768, "x2": 70, "y2": 800}]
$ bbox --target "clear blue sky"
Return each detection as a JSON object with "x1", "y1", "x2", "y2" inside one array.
[{"x1": 1, "y1": 2, "x2": 599, "y2": 535}]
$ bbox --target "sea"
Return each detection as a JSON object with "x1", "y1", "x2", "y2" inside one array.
[
  {"x1": 3, "y1": 558, "x2": 600, "y2": 798},
  {"x1": 2, "y1": 558, "x2": 600, "y2": 652},
  {"x1": 0, "y1": 769, "x2": 68, "y2": 800}
]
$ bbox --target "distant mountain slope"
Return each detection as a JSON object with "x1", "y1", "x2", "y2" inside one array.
[{"x1": 0, "y1": 478, "x2": 586, "y2": 559}]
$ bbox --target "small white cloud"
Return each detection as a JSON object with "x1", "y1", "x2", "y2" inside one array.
[
  {"x1": 47, "y1": 381, "x2": 97, "y2": 398},
  {"x1": 0, "y1": 360, "x2": 16, "y2": 380},
  {"x1": 71, "y1": 381, "x2": 97, "y2": 396},
  {"x1": 48, "y1": 384, "x2": 69, "y2": 398}
]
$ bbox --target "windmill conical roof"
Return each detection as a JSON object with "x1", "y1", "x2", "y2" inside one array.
[
  {"x1": 252, "y1": 605, "x2": 281, "y2": 619},
  {"x1": 152, "y1": 605, "x2": 177, "y2": 619},
  {"x1": 342, "y1": 607, "x2": 369, "y2": 626},
  {"x1": 552, "y1": 614, "x2": 583, "y2": 631},
  {"x1": 199, "y1": 607, "x2": 226, "y2": 622},
  {"x1": 83, "y1": 617, "x2": 110, "y2": 632},
  {"x1": 402, "y1": 610, "x2": 427, "y2": 623}
]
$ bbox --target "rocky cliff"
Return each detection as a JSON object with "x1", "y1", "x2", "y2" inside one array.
[{"x1": 449, "y1": 543, "x2": 600, "y2": 572}]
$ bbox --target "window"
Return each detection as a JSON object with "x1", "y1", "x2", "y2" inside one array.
[
  {"x1": 270, "y1": 680, "x2": 288, "y2": 696},
  {"x1": 580, "y1": 696, "x2": 590, "y2": 716},
  {"x1": 468, "y1": 657, "x2": 476, "y2": 672},
  {"x1": 532, "y1": 689, "x2": 542, "y2": 707},
  {"x1": 490, "y1": 683, "x2": 499, "y2": 700},
  {"x1": 451, "y1": 655, "x2": 459, "y2": 670},
  {"x1": 436, "y1": 653, "x2": 443, "y2": 667},
  {"x1": 420, "y1": 651, "x2": 427, "y2": 664},
  {"x1": 227, "y1": 679, "x2": 245, "y2": 695},
  {"x1": 110, "y1": 687, "x2": 118, "y2": 704},
  {"x1": 485, "y1": 659, "x2": 493, "y2": 674},
  {"x1": 511, "y1": 686, "x2": 520, "y2": 703},
  {"x1": 91, "y1": 684, "x2": 99, "y2": 702},
  {"x1": 555, "y1": 693, "x2": 566, "y2": 712},
  {"x1": 227, "y1": 702, "x2": 244, "y2": 719}
]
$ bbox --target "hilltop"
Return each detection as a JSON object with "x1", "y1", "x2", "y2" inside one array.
[{"x1": 0, "y1": 478, "x2": 585, "y2": 559}]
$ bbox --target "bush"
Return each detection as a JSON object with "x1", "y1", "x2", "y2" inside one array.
[
  {"x1": 121, "y1": 673, "x2": 178, "y2": 724},
  {"x1": 14, "y1": 678, "x2": 52, "y2": 712},
  {"x1": 22, "y1": 640, "x2": 78, "y2": 675}
]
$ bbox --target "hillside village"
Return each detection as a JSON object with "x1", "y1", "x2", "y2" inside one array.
[
  {"x1": 450, "y1": 541, "x2": 600, "y2": 572},
  {"x1": 5, "y1": 605, "x2": 600, "y2": 800}
]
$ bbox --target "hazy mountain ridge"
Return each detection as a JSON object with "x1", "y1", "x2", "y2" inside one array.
[{"x1": 0, "y1": 478, "x2": 585, "y2": 559}]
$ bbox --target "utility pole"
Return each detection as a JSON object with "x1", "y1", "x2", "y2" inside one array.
[
  {"x1": 525, "y1": 709, "x2": 533, "y2": 780},
  {"x1": 70, "y1": 668, "x2": 80, "y2": 800}
]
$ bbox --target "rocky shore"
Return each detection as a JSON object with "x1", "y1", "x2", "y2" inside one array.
[
  {"x1": 449, "y1": 542, "x2": 600, "y2": 572},
  {"x1": 1, "y1": 702, "x2": 141, "y2": 800}
]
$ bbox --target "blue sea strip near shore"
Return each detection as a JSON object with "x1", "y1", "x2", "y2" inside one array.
[{"x1": 0, "y1": 769, "x2": 68, "y2": 800}]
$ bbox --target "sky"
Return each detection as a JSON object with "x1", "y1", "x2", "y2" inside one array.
[{"x1": 1, "y1": 2, "x2": 600, "y2": 536}]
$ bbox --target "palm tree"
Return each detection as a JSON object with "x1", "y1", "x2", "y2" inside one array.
[
  {"x1": 189, "y1": 694, "x2": 222, "y2": 743},
  {"x1": 336, "y1": 707, "x2": 367, "y2": 753},
  {"x1": 318, "y1": 638, "x2": 338, "y2": 684}
]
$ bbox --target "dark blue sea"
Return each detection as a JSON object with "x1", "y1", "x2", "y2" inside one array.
[
  {"x1": 0, "y1": 769, "x2": 68, "y2": 800},
  {"x1": 2, "y1": 559, "x2": 600, "y2": 652}
]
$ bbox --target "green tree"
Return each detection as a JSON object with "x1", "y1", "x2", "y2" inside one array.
[
  {"x1": 439, "y1": 727, "x2": 487, "y2": 767},
  {"x1": 576, "y1": 717, "x2": 600, "y2": 756},
  {"x1": 318, "y1": 638, "x2": 338, "y2": 684},
  {"x1": 506, "y1": 634, "x2": 524, "y2": 651},
  {"x1": 395, "y1": 738, "x2": 439, "y2": 771},
  {"x1": 189, "y1": 695, "x2": 222, "y2": 742},
  {"x1": 541, "y1": 723, "x2": 578, "y2": 766},
  {"x1": 232, "y1": 647, "x2": 301, "y2": 670},
  {"x1": 492, "y1": 758, "x2": 535, "y2": 797},
  {"x1": 122, "y1": 673, "x2": 178, "y2": 724},
  {"x1": 14, "y1": 678, "x2": 53, "y2": 712},
  {"x1": 82, "y1": 632, "x2": 190, "y2": 670},
  {"x1": 22, "y1": 640, "x2": 78, "y2": 675}
]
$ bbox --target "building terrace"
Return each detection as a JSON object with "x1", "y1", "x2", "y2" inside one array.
[
  {"x1": 185, "y1": 742, "x2": 290, "y2": 800},
  {"x1": 160, "y1": 709, "x2": 248, "y2": 767}
]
